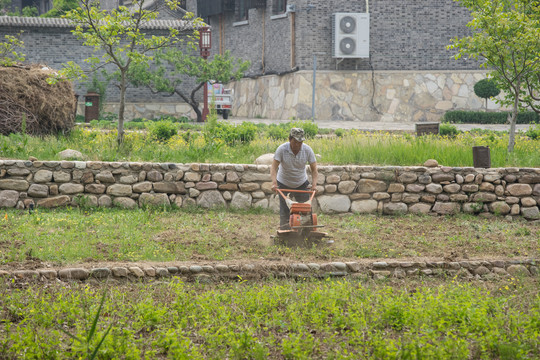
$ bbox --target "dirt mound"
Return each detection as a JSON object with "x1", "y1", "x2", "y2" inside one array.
[{"x1": 0, "y1": 64, "x2": 76, "y2": 135}]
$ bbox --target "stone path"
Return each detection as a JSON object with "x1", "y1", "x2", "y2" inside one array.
[{"x1": 225, "y1": 117, "x2": 535, "y2": 132}]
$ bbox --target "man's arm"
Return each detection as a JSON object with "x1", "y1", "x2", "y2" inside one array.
[
  {"x1": 309, "y1": 161, "x2": 318, "y2": 192},
  {"x1": 271, "y1": 159, "x2": 280, "y2": 192}
]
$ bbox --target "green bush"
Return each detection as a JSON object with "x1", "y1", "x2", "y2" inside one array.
[
  {"x1": 265, "y1": 125, "x2": 289, "y2": 140},
  {"x1": 439, "y1": 124, "x2": 460, "y2": 137},
  {"x1": 525, "y1": 126, "x2": 540, "y2": 140},
  {"x1": 148, "y1": 121, "x2": 177, "y2": 142},
  {"x1": 442, "y1": 111, "x2": 539, "y2": 124},
  {"x1": 124, "y1": 122, "x2": 146, "y2": 130},
  {"x1": 75, "y1": 115, "x2": 85, "y2": 123},
  {"x1": 89, "y1": 120, "x2": 99, "y2": 127},
  {"x1": 474, "y1": 79, "x2": 500, "y2": 100},
  {"x1": 290, "y1": 120, "x2": 319, "y2": 138}
]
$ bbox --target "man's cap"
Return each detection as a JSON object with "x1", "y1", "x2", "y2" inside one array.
[{"x1": 290, "y1": 127, "x2": 305, "y2": 142}]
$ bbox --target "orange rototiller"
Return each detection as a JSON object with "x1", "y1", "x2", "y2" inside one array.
[{"x1": 274, "y1": 189, "x2": 331, "y2": 246}]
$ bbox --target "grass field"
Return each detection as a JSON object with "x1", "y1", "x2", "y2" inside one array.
[
  {"x1": 1, "y1": 122, "x2": 540, "y2": 167},
  {"x1": 0, "y1": 207, "x2": 539, "y2": 269},
  {"x1": 1, "y1": 277, "x2": 539, "y2": 359}
]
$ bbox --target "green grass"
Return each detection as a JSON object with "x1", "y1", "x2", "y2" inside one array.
[
  {"x1": 1, "y1": 123, "x2": 540, "y2": 167},
  {"x1": 1, "y1": 207, "x2": 538, "y2": 266},
  {"x1": 1, "y1": 278, "x2": 539, "y2": 359}
]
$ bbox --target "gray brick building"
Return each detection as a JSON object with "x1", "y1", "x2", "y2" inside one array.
[
  {"x1": 188, "y1": 0, "x2": 499, "y2": 122},
  {"x1": 1, "y1": 1, "x2": 500, "y2": 122}
]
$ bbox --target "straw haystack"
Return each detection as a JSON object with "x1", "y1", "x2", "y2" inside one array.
[{"x1": 0, "y1": 65, "x2": 76, "y2": 136}]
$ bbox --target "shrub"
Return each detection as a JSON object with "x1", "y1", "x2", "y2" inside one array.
[
  {"x1": 334, "y1": 128, "x2": 345, "y2": 137},
  {"x1": 442, "y1": 111, "x2": 539, "y2": 124},
  {"x1": 266, "y1": 125, "x2": 289, "y2": 140},
  {"x1": 148, "y1": 121, "x2": 177, "y2": 142},
  {"x1": 290, "y1": 120, "x2": 319, "y2": 138},
  {"x1": 439, "y1": 124, "x2": 459, "y2": 137},
  {"x1": 525, "y1": 126, "x2": 540, "y2": 140},
  {"x1": 474, "y1": 79, "x2": 500, "y2": 100}
]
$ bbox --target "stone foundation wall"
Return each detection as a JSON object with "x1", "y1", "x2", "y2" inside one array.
[
  {"x1": 0, "y1": 160, "x2": 539, "y2": 220},
  {"x1": 230, "y1": 70, "x2": 511, "y2": 122}
]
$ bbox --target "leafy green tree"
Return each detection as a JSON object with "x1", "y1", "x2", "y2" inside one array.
[
  {"x1": 41, "y1": 0, "x2": 79, "y2": 18},
  {"x1": 0, "y1": 33, "x2": 25, "y2": 66},
  {"x1": 130, "y1": 49, "x2": 250, "y2": 122},
  {"x1": 448, "y1": 0, "x2": 540, "y2": 152},
  {"x1": 54, "y1": 0, "x2": 201, "y2": 144},
  {"x1": 474, "y1": 78, "x2": 500, "y2": 111}
]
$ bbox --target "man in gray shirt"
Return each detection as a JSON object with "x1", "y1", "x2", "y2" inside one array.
[{"x1": 271, "y1": 128, "x2": 319, "y2": 229}]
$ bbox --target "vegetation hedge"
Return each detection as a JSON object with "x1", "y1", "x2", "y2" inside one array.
[{"x1": 442, "y1": 110, "x2": 539, "y2": 124}]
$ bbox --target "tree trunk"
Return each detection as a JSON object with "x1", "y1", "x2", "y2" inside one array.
[
  {"x1": 507, "y1": 81, "x2": 521, "y2": 153},
  {"x1": 175, "y1": 88, "x2": 201, "y2": 122},
  {"x1": 190, "y1": 82, "x2": 205, "y2": 123},
  {"x1": 117, "y1": 71, "x2": 127, "y2": 145}
]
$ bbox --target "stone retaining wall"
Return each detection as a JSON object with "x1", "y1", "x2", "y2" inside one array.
[
  {"x1": 0, "y1": 160, "x2": 539, "y2": 220},
  {"x1": 3, "y1": 259, "x2": 537, "y2": 284}
]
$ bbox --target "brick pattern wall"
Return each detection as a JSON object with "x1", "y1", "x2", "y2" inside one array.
[
  {"x1": 0, "y1": 24, "x2": 200, "y2": 106},
  {"x1": 192, "y1": 0, "x2": 482, "y2": 74}
]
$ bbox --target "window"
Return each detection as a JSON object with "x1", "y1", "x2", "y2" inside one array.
[
  {"x1": 236, "y1": 0, "x2": 249, "y2": 21},
  {"x1": 272, "y1": 0, "x2": 287, "y2": 15}
]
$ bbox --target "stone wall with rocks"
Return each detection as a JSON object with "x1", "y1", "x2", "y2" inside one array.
[
  {"x1": 3, "y1": 259, "x2": 538, "y2": 284},
  {"x1": 230, "y1": 70, "x2": 510, "y2": 122},
  {"x1": 0, "y1": 159, "x2": 539, "y2": 220}
]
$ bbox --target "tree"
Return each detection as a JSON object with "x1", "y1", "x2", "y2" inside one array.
[
  {"x1": 448, "y1": 0, "x2": 540, "y2": 152},
  {"x1": 0, "y1": 33, "x2": 25, "y2": 66},
  {"x1": 54, "y1": 0, "x2": 200, "y2": 144},
  {"x1": 474, "y1": 78, "x2": 500, "y2": 111},
  {"x1": 129, "y1": 49, "x2": 250, "y2": 122}
]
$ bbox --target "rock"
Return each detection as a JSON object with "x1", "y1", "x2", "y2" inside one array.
[
  {"x1": 34, "y1": 170, "x2": 53, "y2": 183},
  {"x1": 521, "y1": 206, "x2": 540, "y2": 220},
  {"x1": 113, "y1": 197, "x2": 138, "y2": 209},
  {"x1": 254, "y1": 153, "x2": 274, "y2": 165},
  {"x1": 230, "y1": 191, "x2": 252, "y2": 209},
  {"x1": 425, "y1": 183, "x2": 443, "y2": 194},
  {"x1": 59, "y1": 183, "x2": 84, "y2": 195},
  {"x1": 154, "y1": 182, "x2": 186, "y2": 194},
  {"x1": 133, "y1": 182, "x2": 153, "y2": 193},
  {"x1": 432, "y1": 202, "x2": 460, "y2": 215},
  {"x1": 507, "y1": 184, "x2": 533, "y2": 197},
  {"x1": 129, "y1": 267, "x2": 145, "y2": 277},
  {"x1": 409, "y1": 203, "x2": 432, "y2": 214},
  {"x1": 317, "y1": 195, "x2": 351, "y2": 213},
  {"x1": 424, "y1": 159, "x2": 438, "y2": 167},
  {"x1": 506, "y1": 265, "x2": 530, "y2": 277},
  {"x1": 489, "y1": 201, "x2": 510, "y2": 215},
  {"x1": 197, "y1": 190, "x2": 226, "y2": 208},
  {"x1": 431, "y1": 173, "x2": 455, "y2": 183},
  {"x1": 107, "y1": 184, "x2": 133, "y2": 197},
  {"x1": 37, "y1": 195, "x2": 71, "y2": 208},
  {"x1": 91, "y1": 268, "x2": 111, "y2": 279},
  {"x1": 383, "y1": 202, "x2": 408, "y2": 215},
  {"x1": 96, "y1": 171, "x2": 115, "y2": 183},
  {"x1": 58, "y1": 149, "x2": 84, "y2": 160},
  {"x1": 58, "y1": 268, "x2": 89, "y2": 280},
  {"x1": 0, "y1": 190, "x2": 19, "y2": 208},
  {"x1": 0, "y1": 179, "x2": 29, "y2": 191},
  {"x1": 351, "y1": 199, "x2": 378, "y2": 213},
  {"x1": 111, "y1": 267, "x2": 129, "y2": 277},
  {"x1": 139, "y1": 193, "x2": 171, "y2": 207},
  {"x1": 85, "y1": 184, "x2": 106, "y2": 194},
  {"x1": 357, "y1": 179, "x2": 387, "y2": 193},
  {"x1": 53, "y1": 171, "x2": 71, "y2": 183},
  {"x1": 28, "y1": 184, "x2": 48, "y2": 198}
]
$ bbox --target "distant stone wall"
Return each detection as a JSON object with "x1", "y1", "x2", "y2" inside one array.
[
  {"x1": 1, "y1": 160, "x2": 539, "y2": 220},
  {"x1": 230, "y1": 70, "x2": 510, "y2": 122}
]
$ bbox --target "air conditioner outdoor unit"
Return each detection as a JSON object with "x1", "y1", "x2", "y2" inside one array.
[{"x1": 332, "y1": 13, "x2": 369, "y2": 58}]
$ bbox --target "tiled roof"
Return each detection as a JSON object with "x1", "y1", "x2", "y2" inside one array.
[{"x1": 0, "y1": 16, "x2": 194, "y2": 30}]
